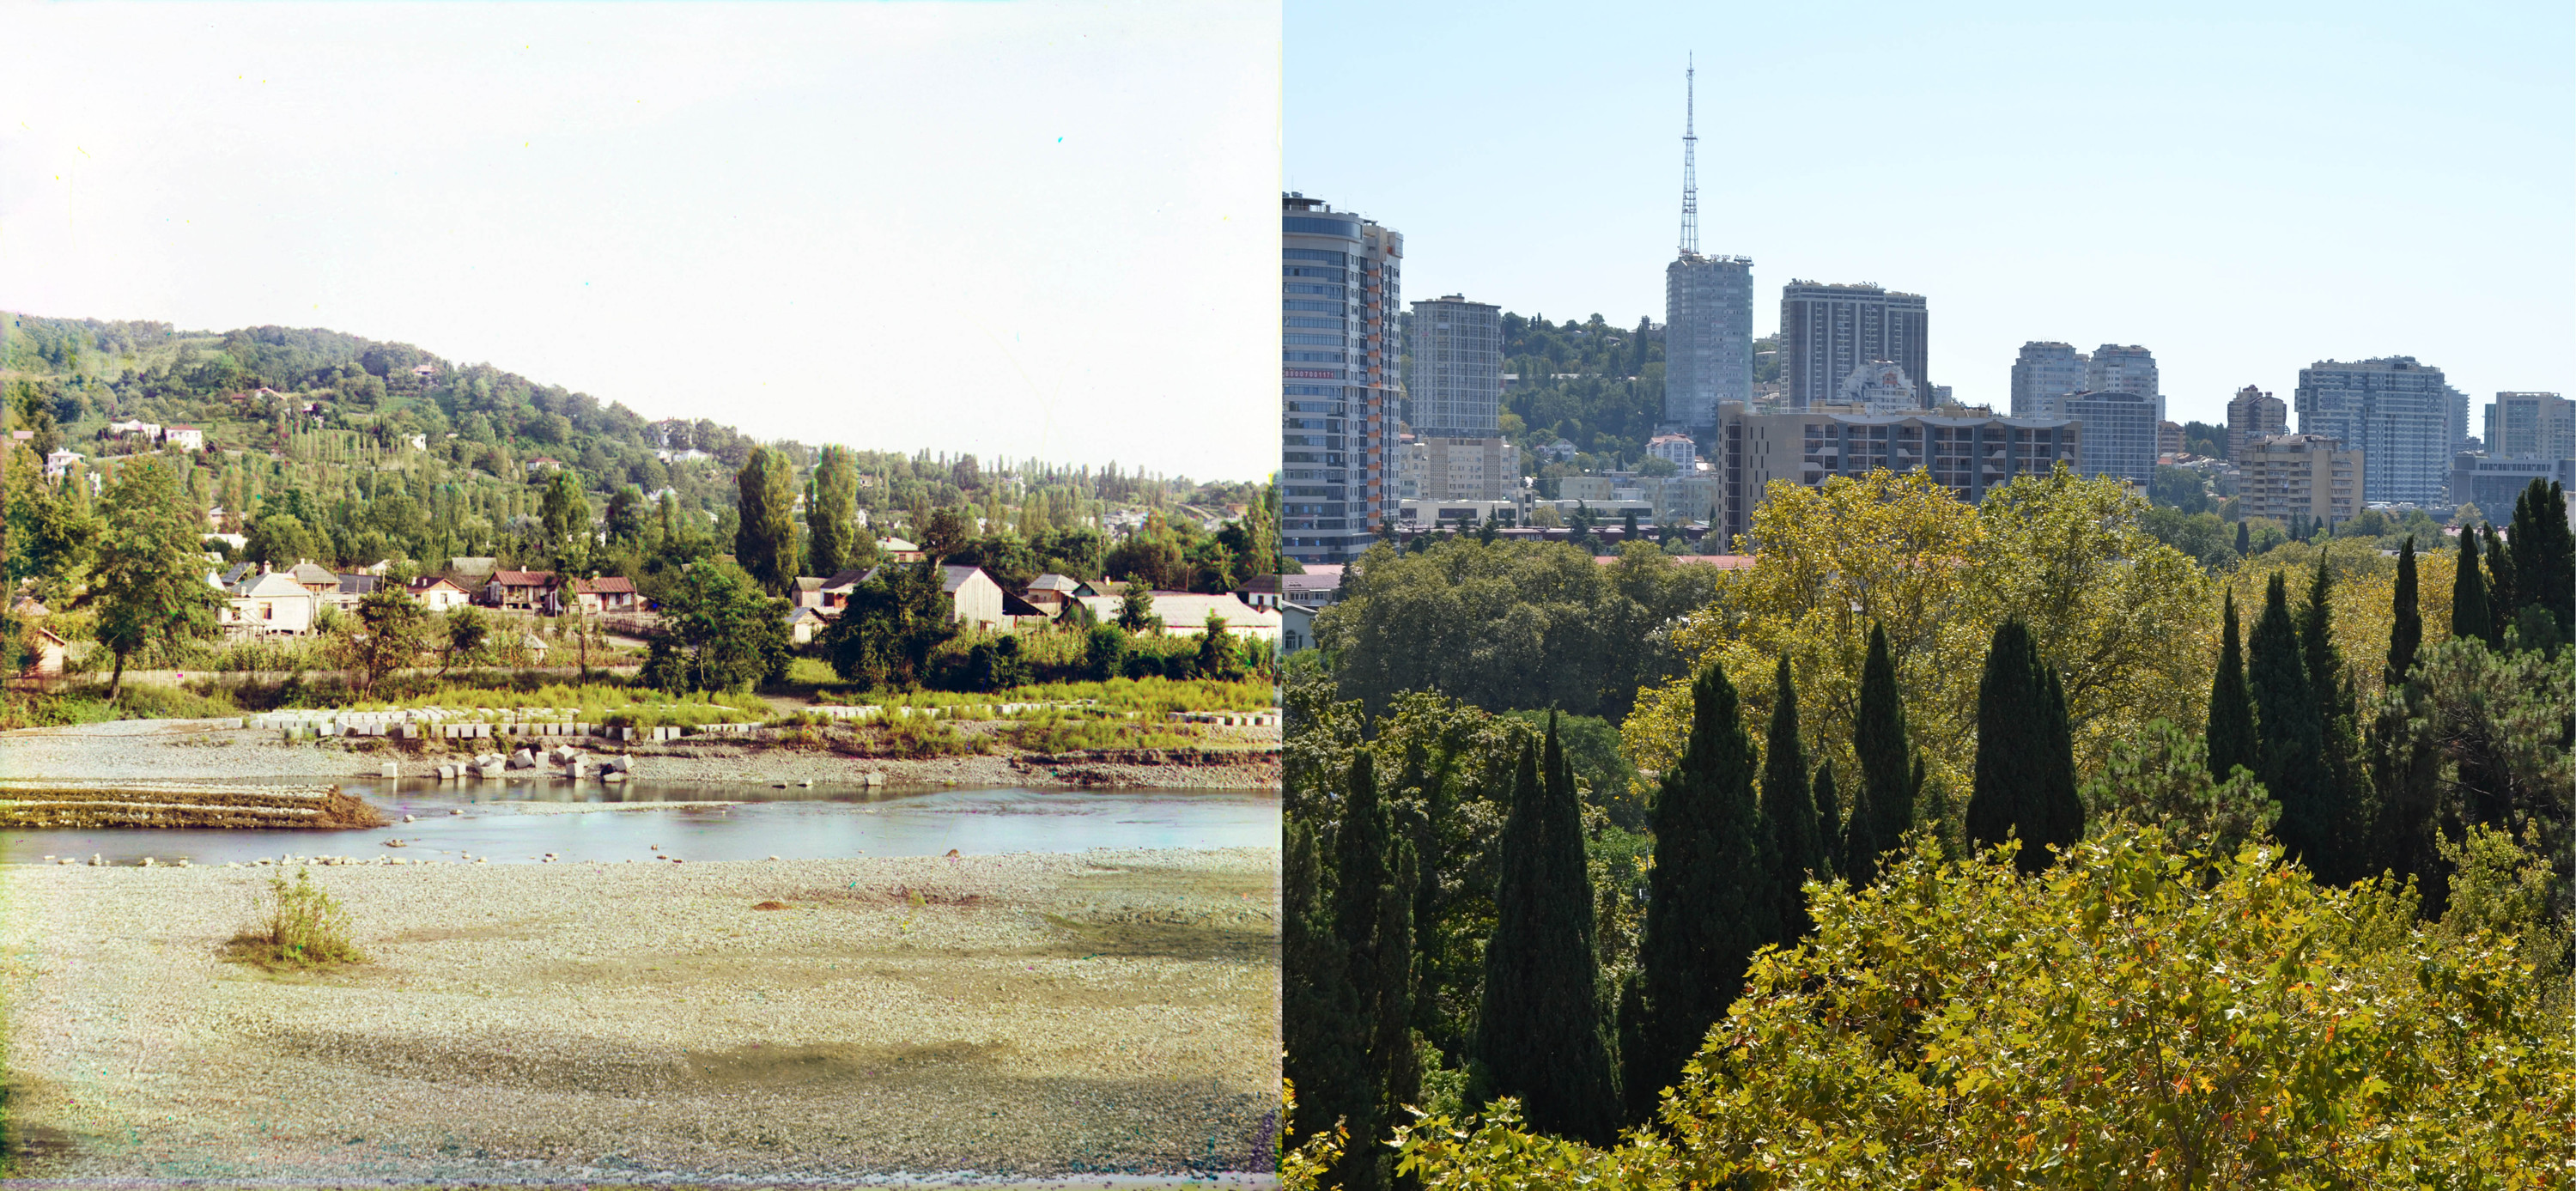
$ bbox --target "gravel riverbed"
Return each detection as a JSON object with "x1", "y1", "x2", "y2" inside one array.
[{"x1": 0, "y1": 848, "x2": 1281, "y2": 1185}]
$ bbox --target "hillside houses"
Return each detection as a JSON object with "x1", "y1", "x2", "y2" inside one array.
[{"x1": 1065, "y1": 591, "x2": 1280, "y2": 642}]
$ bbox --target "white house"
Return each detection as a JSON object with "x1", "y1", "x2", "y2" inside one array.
[
  {"x1": 164, "y1": 425, "x2": 206, "y2": 452},
  {"x1": 223, "y1": 570, "x2": 320, "y2": 637},
  {"x1": 1066, "y1": 592, "x2": 1280, "y2": 642},
  {"x1": 406, "y1": 575, "x2": 473, "y2": 612},
  {"x1": 1280, "y1": 604, "x2": 1315, "y2": 655}
]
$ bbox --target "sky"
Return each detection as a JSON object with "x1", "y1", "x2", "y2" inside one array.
[
  {"x1": 1287, "y1": 0, "x2": 2574, "y2": 429},
  {"x1": 0, "y1": 1, "x2": 1279, "y2": 481}
]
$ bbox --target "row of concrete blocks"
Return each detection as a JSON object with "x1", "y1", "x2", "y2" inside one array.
[{"x1": 1167, "y1": 712, "x2": 1283, "y2": 726}]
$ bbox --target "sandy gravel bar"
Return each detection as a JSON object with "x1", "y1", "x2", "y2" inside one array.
[
  {"x1": 0, "y1": 848, "x2": 1281, "y2": 1185},
  {"x1": 0, "y1": 722, "x2": 1280, "y2": 791}
]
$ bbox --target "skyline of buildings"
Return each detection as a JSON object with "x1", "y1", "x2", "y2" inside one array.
[{"x1": 2293, "y1": 356, "x2": 2467, "y2": 507}]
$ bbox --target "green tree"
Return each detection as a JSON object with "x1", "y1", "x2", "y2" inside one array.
[
  {"x1": 1194, "y1": 609, "x2": 1238, "y2": 680},
  {"x1": 2083, "y1": 718, "x2": 2280, "y2": 860},
  {"x1": 440, "y1": 605, "x2": 490, "y2": 677},
  {"x1": 91, "y1": 459, "x2": 224, "y2": 691},
  {"x1": 1965, "y1": 619, "x2": 2082, "y2": 874},
  {"x1": 343, "y1": 583, "x2": 428, "y2": 694},
  {"x1": 1625, "y1": 660, "x2": 1773, "y2": 1124},
  {"x1": 246, "y1": 510, "x2": 317, "y2": 567},
  {"x1": 817, "y1": 562, "x2": 958, "y2": 690},
  {"x1": 2507, "y1": 478, "x2": 2573, "y2": 635},
  {"x1": 2386, "y1": 534, "x2": 2421, "y2": 685},
  {"x1": 1116, "y1": 578, "x2": 1159, "y2": 633},
  {"x1": 2481, "y1": 523, "x2": 2516, "y2": 640},
  {"x1": 2250, "y1": 571, "x2": 2330, "y2": 870},
  {"x1": 807, "y1": 445, "x2": 860, "y2": 576},
  {"x1": 605, "y1": 484, "x2": 647, "y2": 545},
  {"x1": 538, "y1": 468, "x2": 592, "y2": 574},
  {"x1": 2451, "y1": 527, "x2": 2490, "y2": 644},
  {"x1": 732, "y1": 445, "x2": 799, "y2": 595},
  {"x1": 1319, "y1": 752, "x2": 1420, "y2": 1191},
  {"x1": 1759, "y1": 656, "x2": 1827, "y2": 935},
  {"x1": 1812, "y1": 760, "x2": 1844, "y2": 879},
  {"x1": 1282, "y1": 816, "x2": 1353, "y2": 1156},
  {"x1": 2299, "y1": 558, "x2": 2374, "y2": 883},
  {"x1": 1850, "y1": 623, "x2": 1915, "y2": 879},
  {"x1": 1473, "y1": 721, "x2": 1620, "y2": 1145},
  {"x1": 2206, "y1": 591, "x2": 2257, "y2": 782},
  {"x1": 641, "y1": 560, "x2": 791, "y2": 693}
]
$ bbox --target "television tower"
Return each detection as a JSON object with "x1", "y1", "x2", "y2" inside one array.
[{"x1": 1678, "y1": 55, "x2": 1698, "y2": 257}]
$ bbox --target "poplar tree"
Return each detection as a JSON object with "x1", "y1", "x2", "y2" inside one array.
[
  {"x1": 2386, "y1": 535, "x2": 2421, "y2": 686},
  {"x1": 1853, "y1": 623, "x2": 1916, "y2": 869},
  {"x1": 1474, "y1": 721, "x2": 1620, "y2": 1144},
  {"x1": 2032, "y1": 664, "x2": 2086, "y2": 858},
  {"x1": 2251, "y1": 571, "x2": 2329, "y2": 867},
  {"x1": 1967, "y1": 619, "x2": 2081, "y2": 873},
  {"x1": 1322, "y1": 752, "x2": 1417, "y2": 1191},
  {"x1": 1760, "y1": 657, "x2": 1826, "y2": 938},
  {"x1": 806, "y1": 445, "x2": 860, "y2": 577},
  {"x1": 1627, "y1": 662, "x2": 1773, "y2": 1124},
  {"x1": 2452, "y1": 529, "x2": 2490, "y2": 644},
  {"x1": 2207, "y1": 591, "x2": 2257, "y2": 781},
  {"x1": 733, "y1": 445, "x2": 799, "y2": 596}
]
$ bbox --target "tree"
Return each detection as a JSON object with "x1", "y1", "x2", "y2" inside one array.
[
  {"x1": 2206, "y1": 591, "x2": 2257, "y2": 781},
  {"x1": 91, "y1": 459, "x2": 224, "y2": 692},
  {"x1": 733, "y1": 445, "x2": 799, "y2": 596},
  {"x1": 2452, "y1": 527, "x2": 2490, "y2": 645},
  {"x1": 1318, "y1": 752, "x2": 1419, "y2": 1191},
  {"x1": 2249, "y1": 570, "x2": 2330, "y2": 870},
  {"x1": 1965, "y1": 619, "x2": 2081, "y2": 873},
  {"x1": 1625, "y1": 660, "x2": 1773, "y2": 1124},
  {"x1": 538, "y1": 469, "x2": 592, "y2": 574},
  {"x1": 1116, "y1": 578, "x2": 1159, "y2": 633},
  {"x1": 2507, "y1": 478, "x2": 2573, "y2": 635},
  {"x1": 642, "y1": 560, "x2": 791, "y2": 693},
  {"x1": 246, "y1": 509, "x2": 317, "y2": 567},
  {"x1": 807, "y1": 445, "x2": 860, "y2": 576},
  {"x1": 1282, "y1": 817, "x2": 1352, "y2": 1157},
  {"x1": 1759, "y1": 655, "x2": 1827, "y2": 940},
  {"x1": 1812, "y1": 760, "x2": 1843, "y2": 880},
  {"x1": 343, "y1": 583, "x2": 428, "y2": 694},
  {"x1": 2299, "y1": 557, "x2": 2374, "y2": 884},
  {"x1": 1473, "y1": 721, "x2": 1620, "y2": 1145},
  {"x1": 2235, "y1": 519, "x2": 2251, "y2": 557},
  {"x1": 2481, "y1": 523, "x2": 2516, "y2": 640},
  {"x1": 1851, "y1": 623, "x2": 1915, "y2": 876},
  {"x1": 440, "y1": 605, "x2": 490, "y2": 677},
  {"x1": 4, "y1": 442, "x2": 96, "y2": 593},
  {"x1": 818, "y1": 561, "x2": 959, "y2": 690},
  {"x1": 2083, "y1": 719, "x2": 2280, "y2": 861},
  {"x1": 605, "y1": 484, "x2": 647, "y2": 546},
  {"x1": 1194, "y1": 609, "x2": 1238, "y2": 680},
  {"x1": 2387, "y1": 534, "x2": 2421, "y2": 685}
]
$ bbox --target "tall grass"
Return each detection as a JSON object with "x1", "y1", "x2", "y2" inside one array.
[{"x1": 234, "y1": 867, "x2": 363, "y2": 969}]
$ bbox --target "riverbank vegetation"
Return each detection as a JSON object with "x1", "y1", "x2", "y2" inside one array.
[{"x1": 228, "y1": 866, "x2": 364, "y2": 970}]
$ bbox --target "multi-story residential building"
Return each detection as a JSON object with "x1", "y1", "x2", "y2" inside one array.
[
  {"x1": 2066, "y1": 389, "x2": 2159, "y2": 484},
  {"x1": 1643, "y1": 474, "x2": 1720, "y2": 527},
  {"x1": 1779, "y1": 282, "x2": 1928, "y2": 410},
  {"x1": 2294, "y1": 357, "x2": 2466, "y2": 507},
  {"x1": 1645, "y1": 433, "x2": 1698, "y2": 471},
  {"x1": 1393, "y1": 435, "x2": 1428, "y2": 501},
  {"x1": 2008, "y1": 342, "x2": 2088, "y2": 418},
  {"x1": 1666, "y1": 254, "x2": 1755, "y2": 428},
  {"x1": 2158, "y1": 421, "x2": 2184, "y2": 458},
  {"x1": 1419, "y1": 435, "x2": 1514, "y2": 502},
  {"x1": 2451, "y1": 453, "x2": 2576, "y2": 525},
  {"x1": 2483, "y1": 392, "x2": 2574, "y2": 460},
  {"x1": 1712, "y1": 402, "x2": 2078, "y2": 548},
  {"x1": 2239, "y1": 433, "x2": 2362, "y2": 526},
  {"x1": 2086, "y1": 344, "x2": 2161, "y2": 419},
  {"x1": 2227, "y1": 385, "x2": 2287, "y2": 460},
  {"x1": 1408, "y1": 295, "x2": 1504, "y2": 436},
  {"x1": 1282, "y1": 193, "x2": 1402, "y2": 566}
]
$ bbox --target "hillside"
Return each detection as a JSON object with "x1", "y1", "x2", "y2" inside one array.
[{"x1": 2, "y1": 312, "x2": 1260, "y2": 581}]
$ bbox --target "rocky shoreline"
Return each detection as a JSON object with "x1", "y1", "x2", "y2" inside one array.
[{"x1": 0, "y1": 848, "x2": 1281, "y2": 1184}]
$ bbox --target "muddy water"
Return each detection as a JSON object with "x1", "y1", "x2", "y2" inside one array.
[{"x1": 0, "y1": 779, "x2": 1279, "y2": 866}]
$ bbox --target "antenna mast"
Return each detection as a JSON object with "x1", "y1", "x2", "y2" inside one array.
[{"x1": 1679, "y1": 55, "x2": 1698, "y2": 257}]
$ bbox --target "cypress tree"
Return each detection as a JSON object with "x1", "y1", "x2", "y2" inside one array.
[
  {"x1": 2386, "y1": 535, "x2": 2421, "y2": 686},
  {"x1": 1281, "y1": 817, "x2": 1355, "y2": 1150},
  {"x1": 1760, "y1": 657, "x2": 1826, "y2": 938},
  {"x1": 2250, "y1": 571, "x2": 2330, "y2": 867},
  {"x1": 2236, "y1": 520, "x2": 2251, "y2": 557},
  {"x1": 1838, "y1": 762, "x2": 1880, "y2": 888},
  {"x1": 2508, "y1": 478, "x2": 2574, "y2": 635},
  {"x1": 1626, "y1": 662, "x2": 1773, "y2": 1124},
  {"x1": 1853, "y1": 623, "x2": 1915, "y2": 866},
  {"x1": 2027, "y1": 663, "x2": 2086, "y2": 862},
  {"x1": 2207, "y1": 591, "x2": 2257, "y2": 781},
  {"x1": 1966, "y1": 619, "x2": 2043, "y2": 871},
  {"x1": 1324, "y1": 753, "x2": 1416, "y2": 1191},
  {"x1": 2482, "y1": 523, "x2": 2517, "y2": 643},
  {"x1": 1813, "y1": 760, "x2": 1843, "y2": 881},
  {"x1": 1473, "y1": 721, "x2": 1620, "y2": 1144},
  {"x1": 2452, "y1": 529, "x2": 2490, "y2": 644}
]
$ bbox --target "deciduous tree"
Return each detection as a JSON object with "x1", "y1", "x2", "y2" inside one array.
[{"x1": 91, "y1": 459, "x2": 223, "y2": 692}]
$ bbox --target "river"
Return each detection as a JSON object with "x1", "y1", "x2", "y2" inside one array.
[{"x1": 0, "y1": 778, "x2": 1279, "y2": 866}]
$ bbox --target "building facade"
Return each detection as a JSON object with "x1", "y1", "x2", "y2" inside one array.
[
  {"x1": 1420, "y1": 435, "x2": 1514, "y2": 502},
  {"x1": 2293, "y1": 356, "x2": 2466, "y2": 507},
  {"x1": 1282, "y1": 193, "x2": 1402, "y2": 566},
  {"x1": 2227, "y1": 385, "x2": 2287, "y2": 461},
  {"x1": 2085, "y1": 344, "x2": 2161, "y2": 418},
  {"x1": 2451, "y1": 453, "x2": 2576, "y2": 525},
  {"x1": 2008, "y1": 341, "x2": 2088, "y2": 418},
  {"x1": 1779, "y1": 282, "x2": 1929, "y2": 410},
  {"x1": 2483, "y1": 392, "x2": 2573, "y2": 460},
  {"x1": 1713, "y1": 403, "x2": 2078, "y2": 548},
  {"x1": 2066, "y1": 389, "x2": 2159, "y2": 484},
  {"x1": 1645, "y1": 433, "x2": 1698, "y2": 471},
  {"x1": 1838, "y1": 361, "x2": 1921, "y2": 413},
  {"x1": 1665, "y1": 254, "x2": 1755, "y2": 428},
  {"x1": 1408, "y1": 295, "x2": 1504, "y2": 436},
  {"x1": 2239, "y1": 433, "x2": 2363, "y2": 526}
]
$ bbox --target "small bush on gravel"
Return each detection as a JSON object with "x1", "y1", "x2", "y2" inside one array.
[{"x1": 230, "y1": 867, "x2": 363, "y2": 969}]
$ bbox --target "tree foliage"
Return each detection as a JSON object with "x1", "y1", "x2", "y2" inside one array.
[
  {"x1": 638, "y1": 560, "x2": 790, "y2": 693},
  {"x1": 89, "y1": 459, "x2": 222, "y2": 690},
  {"x1": 732, "y1": 445, "x2": 799, "y2": 596}
]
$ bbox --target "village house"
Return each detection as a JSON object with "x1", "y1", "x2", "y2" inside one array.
[
  {"x1": 784, "y1": 605, "x2": 832, "y2": 645},
  {"x1": 43, "y1": 449, "x2": 82, "y2": 480},
  {"x1": 1232, "y1": 573, "x2": 1282, "y2": 610},
  {"x1": 1280, "y1": 604, "x2": 1315, "y2": 655},
  {"x1": 1020, "y1": 574, "x2": 1098, "y2": 616},
  {"x1": 879, "y1": 537, "x2": 926, "y2": 563},
  {"x1": 323, "y1": 574, "x2": 384, "y2": 615},
  {"x1": 164, "y1": 425, "x2": 205, "y2": 452},
  {"x1": 222, "y1": 569, "x2": 320, "y2": 637},
  {"x1": 567, "y1": 575, "x2": 639, "y2": 615},
  {"x1": 288, "y1": 562, "x2": 341, "y2": 596},
  {"x1": 800, "y1": 564, "x2": 1006, "y2": 629},
  {"x1": 407, "y1": 574, "x2": 473, "y2": 612},
  {"x1": 484, "y1": 570, "x2": 562, "y2": 614},
  {"x1": 1063, "y1": 591, "x2": 1281, "y2": 643}
]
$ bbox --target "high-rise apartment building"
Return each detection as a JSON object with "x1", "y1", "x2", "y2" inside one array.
[
  {"x1": 2293, "y1": 357, "x2": 2467, "y2": 506},
  {"x1": 2227, "y1": 386, "x2": 2287, "y2": 460},
  {"x1": 1408, "y1": 295, "x2": 1504, "y2": 436},
  {"x1": 1713, "y1": 403, "x2": 2077, "y2": 548},
  {"x1": 2483, "y1": 392, "x2": 2574, "y2": 460},
  {"x1": 2086, "y1": 344, "x2": 2161, "y2": 418},
  {"x1": 2239, "y1": 434, "x2": 2362, "y2": 526},
  {"x1": 2009, "y1": 342, "x2": 2088, "y2": 418},
  {"x1": 1780, "y1": 282, "x2": 1929, "y2": 410},
  {"x1": 1282, "y1": 193, "x2": 1402, "y2": 566},
  {"x1": 1418, "y1": 435, "x2": 1514, "y2": 502},
  {"x1": 2066, "y1": 390, "x2": 2159, "y2": 484},
  {"x1": 1666, "y1": 256, "x2": 1755, "y2": 428}
]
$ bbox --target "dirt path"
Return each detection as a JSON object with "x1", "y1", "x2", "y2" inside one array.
[{"x1": 0, "y1": 848, "x2": 1280, "y2": 1184}]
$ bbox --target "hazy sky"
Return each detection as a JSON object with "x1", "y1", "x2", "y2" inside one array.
[
  {"x1": 1287, "y1": 1, "x2": 2573, "y2": 428},
  {"x1": 2, "y1": 2, "x2": 1279, "y2": 480}
]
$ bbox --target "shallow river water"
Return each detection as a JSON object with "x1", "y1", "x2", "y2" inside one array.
[{"x1": 0, "y1": 778, "x2": 1279, "y2": 866}]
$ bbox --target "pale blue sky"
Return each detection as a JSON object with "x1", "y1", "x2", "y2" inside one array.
[
  {"x1": 3, "y1": 2, "x2": 1279, "y2": 480},
  {"x1": 1287, "y1": 1, "x2": 2573, "y2": 428}
]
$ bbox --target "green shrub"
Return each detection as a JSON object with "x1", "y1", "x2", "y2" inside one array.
[{"x1": 236, "y1": 867, "x2": 363, "y2": 969}]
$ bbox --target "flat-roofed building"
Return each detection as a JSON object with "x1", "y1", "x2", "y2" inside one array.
[
  {"x1": 2451, "y1": 453, "x2": 2576, "y2": 526},
  {"x1": 2067, "y1": 389, "x2": 2160, "y2": 484},
  {"x1": 1714, "y1": 402, "x2": 2079, "y2": 546},
  {"x1": 2294, "y1": 356, "x2": 2466, "y2": 506},
  {"x1": 1420, "y1": 435, "x2": 1514, "y2": 501},
  {"x1": 2483, "y1": 392, "x2": 2573, "y2": 461},
  {"x1": 2239, "y1": 433, "x2": 2362, "y2": 526},
  {"x1": 1779, "y1": 282, "x2": 1929, "y2": 410},
  {"x1": 2227, "y1": 386, "x2": 2287, "y2": 460},
  {"x1": 1408, "y1": 295, "x2": 1503, "y2": 436}
]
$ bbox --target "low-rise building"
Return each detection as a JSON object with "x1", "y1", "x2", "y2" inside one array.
[
  {"x1": 1065, "y1": 592, "x2": 1280, "y2": 641},
  {"x1": 222, "y1": 569, "x2": 320, "y2": 636},
  {"x1": 485, "y1": 570, "x2": 562, "y2": 614},
  {"x1": 2450, "y1": 453, "x2": 2576, "y2": 526},
  {"x1": 2239, "y1": 433, "x2": 2363, "y2": 526},
  {"x1": 568, "y1": 576, "x2": 639, "y2": 615},
  {"x1": 1280, "y1": 604, "x2": 1315, "y2": 655},
  {"x1": 1022, "y1": 574, "x2": 1100, "y2": 616},
  {"x1": 1646, "y1": 434, "x2": 1699, "y2": 471},
  {"x1": 407, "y1": 575, "x2": 473, "y2": 612}
]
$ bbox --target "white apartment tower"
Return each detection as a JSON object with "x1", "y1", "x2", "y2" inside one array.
[
  {"x1": 1663, "y1": 61, "x2": 1753, "y2": 429},
  {"x1": 1282, "y1": 193, "x2": 1403, "y2": 566},
  {"x1": 2009, "y1": 342, "x2": 2088, "y2": 418},
  {"x1": 1408, "y1": 295, "x2": 1504, "y2": 436},
  {"x1": 2293, "y1": 356, "x2": 2466, "y2": 506},
  {"x1": 2086, "y1": 344, "x2": 2162, "y2": 420}
]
